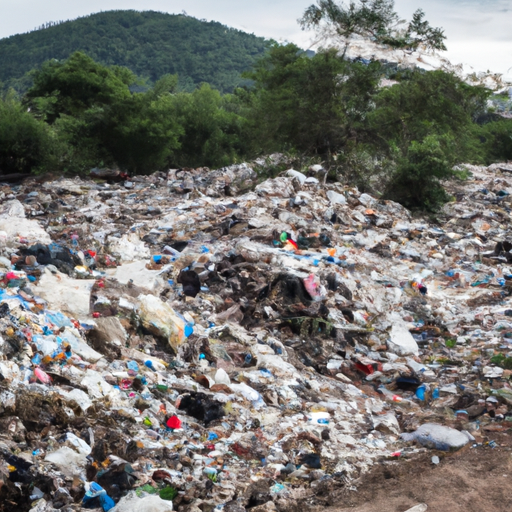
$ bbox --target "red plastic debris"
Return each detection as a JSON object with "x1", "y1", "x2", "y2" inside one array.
[{"x1": 166, "y1": 415, "x2": 182, "y2": 429}]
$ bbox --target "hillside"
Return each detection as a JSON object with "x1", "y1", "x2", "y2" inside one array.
[{"x1": 0, "y1": 10, "x2": 269, "y2": 93}]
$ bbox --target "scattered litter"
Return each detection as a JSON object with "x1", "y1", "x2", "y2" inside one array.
[{"x1": 0, "y1": 162, "x2": 509, "y2": 510}]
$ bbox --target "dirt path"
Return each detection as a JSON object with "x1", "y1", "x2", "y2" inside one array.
[{"x1": 316, "y1": 435, "x2": 512, "y2": 512}]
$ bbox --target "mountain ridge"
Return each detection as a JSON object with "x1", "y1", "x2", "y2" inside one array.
[{"x1": 0, "y1": 10, "x2": 269, "y2": 93}]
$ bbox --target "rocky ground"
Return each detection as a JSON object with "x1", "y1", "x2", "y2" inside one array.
[{"x1": 0, "y1": 160, "x2": 512, "y2": 512}]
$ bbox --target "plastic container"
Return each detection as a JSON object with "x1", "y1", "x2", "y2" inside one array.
[
  {"x1": 416, "y1": 384, "x2": 427, "y2": 401},
  {"x1": 377, "y1": 385, "x2": 413, "y2": 407}
]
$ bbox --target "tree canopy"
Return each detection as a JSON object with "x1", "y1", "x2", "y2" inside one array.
[
  {"x1": 0, "y1": 10, "x2": 269, "y2": 94},
  {"x1": 300, "y1": 0, "x2": 446, "y2": 54}
]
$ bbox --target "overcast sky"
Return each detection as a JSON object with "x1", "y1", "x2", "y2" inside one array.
[{"x1": 1, "y1": 0, "x2": 511, "y2": 79}]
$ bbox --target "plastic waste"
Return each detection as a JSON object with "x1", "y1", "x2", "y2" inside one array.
[
  {"x1": 299, "y1": 453, "x2": 321, "y2": 469},
  {"x1": 127, "y1": 360, "x2": 139, "y2": 375},
  {"x1": 404, "y1": 505, "x2": 428, "y2": 512},
  {"x1": 177, "y1": 393, "x2": 226, "y2": 424},
  {"x1": 401, "y1": 423, "x2": 473, "y2": 451},
  {"x1": 34, "y1": 367, "x2": 51, "y2": 384},
  {"x1": 303, "y1": 274, "x2": 325, "y2": 301},
  {"x1": 166, "y1": 416, "x2": 182, "y2": 429},
  {"x1": 177, "y1": 269, "x2": 201, "y2": 297},
  {"x1": 491, "y1": 388, "x2": 512, "y2": 405},
  {"x1": 308, "y1": 411, "x2": 331, "y2": 424},
  {"x1": 144, "y1": 360, "x2": 156, "y2": 371},
  {"x1": 214, "y1": 368, "x2": 231, "y2": 385},
  {"x1": 411, "y1": 277, "x2": 428, "y2": 295},
  {"x1": 137, "y1": 294, "x2": 193, "y2": 351},
  {"x1": 377, "y1": 385, "x2": 413, "y2": 406},
  {"x1": 83, "y1": 482, "x2": 115, "y2": 511},
  {"x1": 110, "y1": 492, "x2": 174, "y2": 512},
  {"x1": 388, "y1": 319, "x2": 420, "y2": 356},
  {"x1": 3, "y1": 157, "x2": 512, "y2": 509},
  {"x1": 230, "y1": 382, "x2": 266, "y2": 409},
  {"x1": 415, "y1": 384, "x2": 427, "y2": 401}
]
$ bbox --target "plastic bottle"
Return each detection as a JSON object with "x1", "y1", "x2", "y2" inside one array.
[
  {"x1": 415, "y1": 384, "x2": 427, "y2": 401},
  {"x1": 377, "y1": 385, "x2": 413, "y2": 407},
  {"x1": 162, "y1": 245, "x2": 182, "y2": 258}
]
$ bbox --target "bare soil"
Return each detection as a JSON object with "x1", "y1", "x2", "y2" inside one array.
[{"x1": 323, "y1": 435, "x2": 512, "y2": 512}]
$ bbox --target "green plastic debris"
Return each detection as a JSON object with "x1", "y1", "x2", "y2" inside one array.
[
  {"x1": 159, "y1": 486, "x2": 178, "y2": 501},
  {"x1": 135, "y1": 484, "x2": 158, "y2": 496}
]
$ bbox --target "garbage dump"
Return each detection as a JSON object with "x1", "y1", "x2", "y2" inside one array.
[{"x1": 0, "y1": 161, "x2": 512, "y2": 511}]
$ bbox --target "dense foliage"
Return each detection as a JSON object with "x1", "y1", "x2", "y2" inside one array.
[
  {"x1": 244, "y1": 44, "x2": 381, "y2": 155},
  {"x1": 0, "y1": 3, "x2": 511, "y2": 211},
  {"x1": 0, "y1": 91, "x2": 60, "y2": 175},
  {"x1": 0, "y1": 10, "x2": 268, "y2": 93}
]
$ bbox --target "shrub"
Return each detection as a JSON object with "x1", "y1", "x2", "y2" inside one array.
[{"x1": 0, "y1": 91, "x2": 60, "y2": 175}]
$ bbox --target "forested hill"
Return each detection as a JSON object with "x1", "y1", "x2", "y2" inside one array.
[{"x1": 0, "y1": 10, "x2": 269, "y2": 93}]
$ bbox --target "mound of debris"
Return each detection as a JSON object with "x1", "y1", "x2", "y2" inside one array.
[{"x1": 0, "y1": 161, "x2": 511, "y2": 512}]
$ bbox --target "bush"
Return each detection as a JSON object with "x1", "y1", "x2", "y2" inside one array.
[
  {"x1": 477, "y1": 119, "x2": 512, "y2": 164},
  {"x1": 384, "y1": 135, "x2": 455, "y2": 211},
  {"x1": 0, "y1": 91, "x2": 60, "y2": 175}
]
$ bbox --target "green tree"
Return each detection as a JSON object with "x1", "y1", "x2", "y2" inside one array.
[
  {"x1": 96, "y1": 91, "x2": 182, "y2": 173},
  {"x1": 244, "y1": 43, "x2": 381, "y2": 156},
  {"x1": 26, "y1": 53, "x2": 182, "y2": 174},
  {"x1": 300, "y1": 0, "x2": 446, "y2": 55},
  {"x1": 366, "y1": 70, "x2": 490, "y2": 209},
  {"x1": 368, "y1": 70, "x2": 489, "y2": 155},
  {"x1": 26, "y1": 51, "x2": 135, "y2": 123},
  {"x1": 476, "y1": 119, "x2": 512, "y2": 164},
  {"x1": 172, "y1": 83, "x2": 249, "y2": 168},
  {"x1": 0, "y1": 90, "x2": 60, "y2": 174}
]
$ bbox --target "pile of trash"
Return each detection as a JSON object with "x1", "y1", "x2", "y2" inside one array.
[{"x1": 0, "y1": 160, "x2": 512, "y2": 512}]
